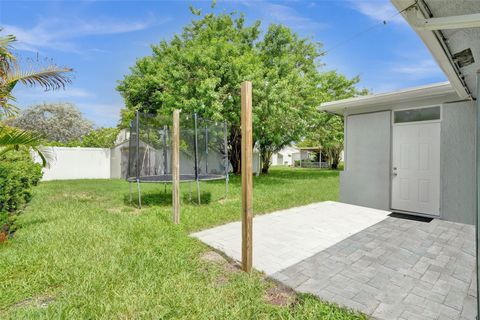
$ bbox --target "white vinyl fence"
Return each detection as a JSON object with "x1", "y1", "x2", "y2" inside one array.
[
  {"x1": 36, "y1": 146, "x2": 260, "y2": 181},
  {"x1": 38, "y1": 147, "x2": 111, "y2": 181}
]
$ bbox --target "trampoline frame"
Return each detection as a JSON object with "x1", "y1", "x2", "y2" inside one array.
[{"x1": 128, "y1": 111, "x2": 229, "y2": 208}]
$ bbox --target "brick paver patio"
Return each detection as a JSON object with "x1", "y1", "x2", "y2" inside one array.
[
  {"x1": 192, "y1": 201, "x2": 477, "y2": 320},
  {"x1": 274, "y1": 216, "x2": 476, "y2": 320}
]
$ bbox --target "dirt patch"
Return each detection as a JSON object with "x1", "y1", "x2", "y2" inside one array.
[
  {"x1": 264, "y1": 285, "x2": 296, "y2": 307},
  {"x1": 215, "y1": 274, "x2": 229, "y2": 286},
  {"x1": 200, "y1": 251, "x2": 242, "y2": 286},
  {"x1": 223, "y1": 261, "x2": 241, "y2": 273},
  {"x1": 199, "y1": 251, "x2": 296, "y2": 306},
  {"x1": 14, "y1": 295, "x2": 55, "y2": 309},
  {"x1": 200, "y1": 251, "x2": 241, "y2": 273},
  {"x1": 0, "y1": 232, "x2": 7, "y2": 244},
  {"x1": 200, "y1": 251, "x2": 228, "y2": 264}
]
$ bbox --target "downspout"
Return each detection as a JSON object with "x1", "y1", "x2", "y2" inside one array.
[{"x1": 476, "y1": 70, "x2": 480, "y2": 319}]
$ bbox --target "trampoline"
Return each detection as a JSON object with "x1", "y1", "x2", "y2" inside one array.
[{"x1": 127, "y1": 111, "x2": 229, "y2": 207}]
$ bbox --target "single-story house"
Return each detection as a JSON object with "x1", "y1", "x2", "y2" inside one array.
[
  {"x1": 271, "y1": 145, "x2": 300, "y2": 166},
  {"x1": 320, "y1": 0, "x2": 479, "y2": 225}
]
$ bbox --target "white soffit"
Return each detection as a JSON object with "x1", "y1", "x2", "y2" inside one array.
[
  {"x1": 391, "y1": 0, "x2": 480, "y2": 100},
  {"x1": 320, "y1": 82, "x2": 456, "y2": 114}
]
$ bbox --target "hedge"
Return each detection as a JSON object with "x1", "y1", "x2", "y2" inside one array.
[{"x1": 0, "y1": 152, "x2": 43, "y2": 240}]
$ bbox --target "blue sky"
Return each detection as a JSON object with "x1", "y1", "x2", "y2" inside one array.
[{"x1": 1, "y1": 0, "x2": 446, "y2": 127}]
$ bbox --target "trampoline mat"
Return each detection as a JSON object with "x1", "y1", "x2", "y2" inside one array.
[{"x1": 127, "y1": 174, "x2": 226, "y2": 183}]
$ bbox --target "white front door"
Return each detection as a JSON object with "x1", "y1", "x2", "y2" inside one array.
[{"x1": 391, "y1": 122, "x2": 440, "y2": 215}]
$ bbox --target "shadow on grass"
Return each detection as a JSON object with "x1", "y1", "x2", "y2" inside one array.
[
  {"x1": 182, "y1": 191, "x2": 212, "y2": 205},
  {"x1": 254, "y1": 169, "x2": 340, "y2": 186},
  {"x1": 123, "y1": 191, "x2": 173, "y2": 207},
  {"x1": 123, "y1": 190, "x2": 212, "y2": 207}
]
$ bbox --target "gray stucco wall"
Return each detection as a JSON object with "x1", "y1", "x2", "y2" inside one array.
[
  {"x1": 441, "y1": 101, "x2": 476, "y2": 225},
  {"x1": 340, "y1": 111, "x2": 391, "y2": 210}
]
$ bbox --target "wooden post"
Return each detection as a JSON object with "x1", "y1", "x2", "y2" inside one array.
[
  {"x1": 241, "y1": 81, "x2": 253, "y2": 272},
  {"x1": 172, "y1": 109, "x2": 180, "y2": 224}
]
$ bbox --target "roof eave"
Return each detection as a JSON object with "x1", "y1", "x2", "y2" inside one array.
[
  {"x1": 319, "y1": 82, "x2": 457, "y2": 114},
  {"x1": 390, "y1": 0, "x2": 471, "y2": 100}
]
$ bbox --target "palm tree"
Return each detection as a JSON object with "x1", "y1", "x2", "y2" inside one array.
[
  {"x1": 0, "y1": 125, "x2": 50, "y2": 166},
  {"x1": 0, "y1": 31, "x2": 72, "y2": 164}
]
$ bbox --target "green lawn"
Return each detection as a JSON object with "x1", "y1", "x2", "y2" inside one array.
[{"x1": 0, "y1": 167, "x2": 367, "y2": 319}]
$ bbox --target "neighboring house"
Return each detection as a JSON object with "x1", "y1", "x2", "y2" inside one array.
[
  {"x1": 110, "y1": 133, "x2": 130, "y2": 179},
  {"x1": 271, "y1": 145, "x2": 299, "y2": 166},
  {"x1": 320, "y1": 0, "x2": 479, "y2": 225}
]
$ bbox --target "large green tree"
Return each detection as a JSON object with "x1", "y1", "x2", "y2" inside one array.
[
  {"x1": 118, "y1": 10, "x2": 259, "y2": 173},
  {"x1": 118, "y1": 9, "x2": 363, "y2": 174},
  {"x1": 254, "y1": 24, "x2": 324, "y2": 173}
]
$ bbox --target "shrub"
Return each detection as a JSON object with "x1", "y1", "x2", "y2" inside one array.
[
  {"x1": 44, "y1": 127, "x2": 121, "y2": 148},
  {"x1": 0, "y1": 152, "x2": 43, "y2": 238}
]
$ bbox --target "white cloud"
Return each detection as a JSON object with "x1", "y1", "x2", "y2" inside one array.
[
  {"x1": 76, "y1": 102, "x2": 122, "y2": 127},
  {"x1": 14, "y1": 87, "x2": 94, "y2": 99},
  {"x1": 391, "y1": 58, "x2": 444, "y2": 79},
  {"x1": 263, "y1": 3, "x2": 327, "y2": 31},
  {"x1": 348, "y1": 0, "x2": 406, "y2": 24},
  {"x1": 238, "y1": 1, "x2": 327, "y2": 32},
  {"x1": 2, "y1": 15, "x2": 168, "y2": 53}
]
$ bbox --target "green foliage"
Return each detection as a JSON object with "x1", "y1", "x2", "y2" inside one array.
[
  {"x1": 299, "y1": 72, "x2": 368, "y2": 169},
  {"x1": 0, "y1": 32, "x2": 72, "y2": 168},
  {"x1": 255, "y1": 24, "x2": 323, "y2": 173},
  {"x1": 0, "y1": 125, "x2": 50, "y2": 167},
  {"x1": 0, "y1": 31, "x2": 72, "y2": 118},
  {"x1": 79, "y1": 127, "x2": 120, "y2": 148},
  {"x1": 6, "y1": 103, "x2": 93, "y2": 143},
  {"x1": 0, "y1": 152, "x2": 42, "y2": 234},
  {"x1": 118, "y1": 10, "x2": 364, "y2": 174},
  {"x1": 118, "y1": 12, "x2": 259, "y2": 121},
  {"x1": 118, "y1": 10, "x2": 261, "y2": 173},
  {"x1": 45, "y1": 127, "x2": 121, "y2": 148},
  {"x1": 300, "y1": 113, "x2": 344, "y2": 169}
]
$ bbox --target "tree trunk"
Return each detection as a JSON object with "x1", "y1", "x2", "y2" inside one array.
[
  {"x1": 331, "y1": 160, "x2": 338, "y2": 170},
  {"x1": 260, "y1": 150, "x2": 273, "y2": 174},
  {"x1": 228, "y1": 127, "x2": 242, "y2": 174},
  {"x1": 329, "y1": 148, "x2": 341, "y2": 170}
]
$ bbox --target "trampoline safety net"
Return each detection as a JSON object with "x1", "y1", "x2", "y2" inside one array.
[{"x1": 127, "y1": 112, "x2": 229, "y2": 184}]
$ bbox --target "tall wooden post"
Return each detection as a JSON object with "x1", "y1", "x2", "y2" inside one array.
[
  {"x1": 172, "y1": 109, "x2": 180, "y2": 224},
  {"x1": 241, "y1": 81, "x2": 253, "y2": 272}
]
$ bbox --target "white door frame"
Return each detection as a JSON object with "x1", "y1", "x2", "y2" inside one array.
[{"x1": 390, "y1": 105, "x2": 442, "y2": 217}]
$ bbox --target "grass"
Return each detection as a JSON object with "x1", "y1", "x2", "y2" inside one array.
[{"x1": 0, "y1": 167, "x2": 367, "y2": 319}]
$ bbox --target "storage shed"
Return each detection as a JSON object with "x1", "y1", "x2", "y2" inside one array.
[{"x1": 321, "y1": 0, "x2": 479, "y2": 225}]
